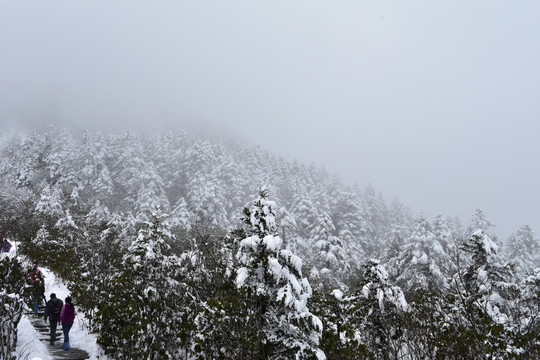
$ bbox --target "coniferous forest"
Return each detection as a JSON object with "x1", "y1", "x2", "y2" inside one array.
[{"x1": 1, "y1": 128, "x2": 539, "y2": 359}]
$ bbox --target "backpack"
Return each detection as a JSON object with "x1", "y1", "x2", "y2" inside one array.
[
  {"x1": 56, "y1": 302, "x2": 62, "y2": 315},
  {"x1": 53, "y1": 299, "x2": 62, "y2": 316}
]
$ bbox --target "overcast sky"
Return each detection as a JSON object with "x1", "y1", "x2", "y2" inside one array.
[{"x1": 1, "y1": 0, "x2": 539, "y2": 239}]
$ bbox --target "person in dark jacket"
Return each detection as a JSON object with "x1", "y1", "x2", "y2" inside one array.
[
  {"x1": 44, "y1": 293, "x2": 63, "y2": 345},
  {"x1": 1, "y1": 237, "x2": 11, "y2": 252},
  {"x1": 26, "y1": 262, "x2": 46, "y2": 317},
  {"x1": 59, "y1": 296, "x2": 76, "y2": 350}
]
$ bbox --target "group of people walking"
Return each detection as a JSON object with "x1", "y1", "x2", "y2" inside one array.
[
  {"x1": 44, "y1": 293, "x2": 76, "y2": 350},
  {"x1": 27, "y1": 262, "x2": 76, "y2": 350}
]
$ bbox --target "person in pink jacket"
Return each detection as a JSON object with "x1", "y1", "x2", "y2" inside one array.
[{"x1": 59, "y1": 296, "x2": 76, "y2": 350}]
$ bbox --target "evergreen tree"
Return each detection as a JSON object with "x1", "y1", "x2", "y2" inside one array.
[
  {"x1": 94, "y1": 213, "x2": 191, "y2": 359},
  {"x1": 170, "y1": 196, "x2": 192, "y2": 232},
  {"x1": 505, "y1": 225, "x2": 539, "y2": 277},
  {"x1": 34, "y1": 184, "x2": 65, "y2": 230},
  {"x1": 311, "y1": 289, "x2": 370, "y2": 359},
  {"x1": 393, "y1": 214, "x2": 452, "y2": 297},
  {"x1": 0, "y1": 180, "x2": 37, "y2": 241},
  {"x1": 45, "y1": 129, "x2": 78, "y2": 188},
  {"x1": 289, "y1": 181, "x2": 318, "y2": 240},
  {"x1": 449, "y1": 230, "x2": 517, "y2": 357},
  {"x1": 360, "y1": 185, "x2": 389, "y2": 257},
  {"x1": 8, "y1": 128, "x2": 52, "y2": 188},
  {"x1": 431, "y1": 214, "x2": 458, "y2": 277},
  {"x1": 513, "y1": 268, "x2": 540, "y2": 355},
  {"x1": 331, "y1": 185, "x2": 367, "y2": 266},
  {"x1": 185, "y1": 139, "x2": 228, "y2": 227},
  {"x1": 214, "y1": 143, "x2": 248, "y2": 225},
  {"x1": 307, "y1": 207, "x2": 347, "y2": 291},
  {"x1": 109, "y1": 132, "x2": 147, "y2": 213},
  {"x1": 70, "y1": 208, "x2": 126, "y2": 328},
  {"x1": 78, "y1": 131, "x2": 115, "y2": 206},
  {"x1": 233, "y1": 188, "x2": 325, "y2": 360},
  {"x1": 134, "y1": 162, "x2": 170, "y2": 223},
  {"x1": 349, "y1": 259, "x2": 408, "y2": 359},
  {"x1": 276, "y1": 206, "x2": 297, "y2": 249},
  {"x1": 381, "y1": 199, "x2": 413, "y2": 280}
]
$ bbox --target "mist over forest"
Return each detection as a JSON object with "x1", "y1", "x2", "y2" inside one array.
[{"x1": 2, "y1": 1, "x2": 540, "y2": 239}]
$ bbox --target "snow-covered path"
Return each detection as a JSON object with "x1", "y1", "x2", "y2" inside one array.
[
  {"x1": 11, "y1": 244, "x2": 107, "y2": 360},
  {"x1": 25, "y1": 313, "x2": 92, "y2": 360}
]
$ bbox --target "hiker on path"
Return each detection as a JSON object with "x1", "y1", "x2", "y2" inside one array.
[
  {"x1": 44, "y1": 293, "x2": 63, "y2": 345},
  {"x1": 1, "y1": 237, "x2": 11, "y2": 253},
  {"x1": 26, "y1": 262, "x2": 46, "y2": 317},
  {"x1": 59, "y1": 296, "x2": 76, "y2": 350}
]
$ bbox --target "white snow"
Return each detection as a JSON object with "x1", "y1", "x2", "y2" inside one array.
[
  {"x1": 331, "y1": 289, "x2": 343, "y2": 300},
  {"x1": 287, "y1": 252, "x2": 303, "y2": 274},
  {"x1": 263, "y1": 235, "x2": 282, "y2": 251},
  {"x1": 473, "y1": 229, "x2": 499, "y2": 254},
  {"x1": 16, "y1": 316, "x2": 52, "y2": 360},
  {"x1": 235, "y1": 267, "x2": 249, "y2": 288}
]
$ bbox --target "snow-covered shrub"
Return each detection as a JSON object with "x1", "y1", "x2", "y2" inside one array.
[{"x1": 0, "y1": 253, "x2": 28, "y2": 360}]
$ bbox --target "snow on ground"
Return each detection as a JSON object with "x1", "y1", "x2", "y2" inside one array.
[
  {"x1": 15, "y1": 316, "x2": 52, "y2": 360},
  {"x1": 9, "y1": 242, "x2": 107, "y2": 360}
]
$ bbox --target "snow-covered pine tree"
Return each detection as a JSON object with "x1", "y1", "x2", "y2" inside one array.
[
  {"x1": 169, "y1": 196, "x2": 192, "y2": 232},
  {"x1": 78, "y1": 131, "x2": 114, "y2": 207},
  {"x1": 108, "y1": 132, "x2": 147, "y2": 214},
  {"x1": 307, "y1": 207, "x2": 347, "y2": 292},
  {"x1": 8, "y1": 128, "x2": 52, "y2": 188},
  {"x1": 431, "y1": 214, "x2": 458, "y2": 278},
  {"x1": 34, "y1": 183, "x2": 64, "y2": 230},
  {"x1": 213, "y1": 142, "x2": 248, "y2": 225},
  {"x1": 361, "y1": 184, "x2": 389, "y2": 258},
  {"x1": 234, "y1": 187, "x2": 325, "y2": 360},
  {"x1": 70, "y1": 208, "x2": 126, "y2": 328},
  {"x1": 276, "y1": 206, "x2": 298, "y2": 252},
  {"x1": 0, "y1": 180, "x2": 36, "y2": 241},
  {"x1": 513, "y1": 267, "x2": 540, "y2": 354},
  {"x1": 330, "y1": 184, "x2": 366, "y2": 270},
  {"x1": 185, "y1": 139, "x2": 228, "y2": 228},
  {"x1": 289, "y1": 181, "x2": 318, "y2": 240},
  {"x1": 310, "y1": 288, "x2": 369, "y2": 360},
  {"x1": 134, "y1": 162, "x2": 170, "y2": 223},
  {"x1": 449, "y1": 230, "x2": 517, "y2": 357},
  {"x1": 393, "y1": 214, "x2": 451, "y2": 297},
  {"x1": 466, "y1": 208, "x2": 495, "y2": 235},
  {"x1": 505, "y1": 225, "x2": 539, "y2": 278},
  {"x1": 49, "y1": 208, "x2": 83, "y2": 272},
  {"x1": 349, "y1": 259, "x2": 408, "y2": 359},
  {"x1": 45, "y1": 129, "x2": 79, "y2": 190},
  {"x1": 94, "y1": 212, "x2": 191, "y2": 359},
  {"x1": 381, "y1": 199, "x2": 413, "y2": 281}
]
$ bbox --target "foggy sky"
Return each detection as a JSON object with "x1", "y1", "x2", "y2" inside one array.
[{"x1": 1, "y1": 1, "x2": 539, "y2": 239}]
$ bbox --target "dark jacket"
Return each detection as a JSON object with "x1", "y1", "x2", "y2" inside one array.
[{"x1": 44, "y1": 297, "x2": 64, "y2": 322}]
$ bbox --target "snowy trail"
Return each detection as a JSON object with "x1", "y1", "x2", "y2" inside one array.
[
  {"x1": 25, "y1": 313, "x2": 91, "y2": 360},
  {"x1": 11, "y1": 242, "x2": 107, "y2": 360}
]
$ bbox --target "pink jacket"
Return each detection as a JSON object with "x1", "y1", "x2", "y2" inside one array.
[
  {"x1": 60, "y1": 303, "x2": 76, "y2": 325},
  {"x1": 26, "y1": 268, "x2": 41, "y2": 283}
]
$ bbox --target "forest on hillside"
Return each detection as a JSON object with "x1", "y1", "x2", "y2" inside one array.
[{"x1": 1, "y1": 128, "x2": 539, "y2": 359}]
